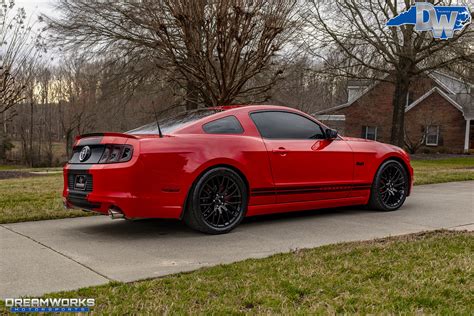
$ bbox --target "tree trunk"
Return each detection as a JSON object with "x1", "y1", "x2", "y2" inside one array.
[
  {"x1": 185, "y1": 81, "x2": 199, "y2": 110},
  {"x1": 2, "y1": 111, "x2": 7, "y2": 134},
  {"x1": 390, "y1": 74, "x2": 411, "y2": 147},
  {"x1": 0, "y1": 132, "x2": 5, "y2": 162},
  {"x1": 29, "y1": 101, "x2": 34, "y2": 167},
  {"x1": 65, "y1": 129, "x2": 73, "y2": 159}
]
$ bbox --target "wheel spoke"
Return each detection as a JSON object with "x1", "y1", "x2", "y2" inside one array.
[
  {"x1": 212, "y1": 210, "x2": 218, "y2": 224},
  {"x1": 225, "y1": 186, "x2": 238, "y2": 198},
  {"x1": 378, "y1": 164, "x2": 407, "y2": 208},
  {"x1": 226, "y1": 201, "x2": 241, "y2": 205},
  {"x1": 198, "y1": 174, "x2": 243, "y2": 228},
  {"x1": 226, "y1": 204, "x2": 240, "y2": 216},
  {"x1": 202, "y1": 206, "x2": 215, "y2": 218},
  {"x1": 222, "y1": 206, "x2": 231, "y2": 223}
]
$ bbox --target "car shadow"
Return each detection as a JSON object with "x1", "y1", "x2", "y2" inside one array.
[
  {"x1": 76, "y1": 217, "x2": 193, "y2": 239},
  {"x1": 242, "y1": 205, "x2": 372, "y2": 225},
  {"x1": 75, "y1": 205, "x2": 377, "y2": 239}
]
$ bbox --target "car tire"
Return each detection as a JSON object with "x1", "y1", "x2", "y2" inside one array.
[
  {"x1": 368, "y1": 160, "x2": 409, "y2": 212},
  {"x1": 183, "y1": 167, "x2": 248, "y2": 234}
]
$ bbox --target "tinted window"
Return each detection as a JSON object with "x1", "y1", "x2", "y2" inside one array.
[
  {"x1": 127, "y1": 109, "x2": 221, "y2": 135},
  {"x1": 203, "y1": 116, "x2": 244, "y2": 134},
  {"x1": 251, "y1": 111, "x2": 325, "y2": 139}
]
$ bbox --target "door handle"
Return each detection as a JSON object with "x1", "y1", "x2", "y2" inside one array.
[{"x1": 272, "y1": 147, "x2": 288, "y2": 156}]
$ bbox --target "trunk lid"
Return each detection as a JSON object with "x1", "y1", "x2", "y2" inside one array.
[{"x1": 70, "y1": 133, "x2": 143, "y2": 164}]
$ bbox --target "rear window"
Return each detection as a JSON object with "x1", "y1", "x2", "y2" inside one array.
[
  {"x1": 203, "y1": 116, "x2": 244, "y2": 134},
  {"x1": 127, "y1": 109, "x2": 221, "y2": 135}
]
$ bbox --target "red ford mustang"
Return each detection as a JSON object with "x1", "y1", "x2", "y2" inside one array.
[{"x1": 63, "y1": 105, "x2": 413, "y2": 234}]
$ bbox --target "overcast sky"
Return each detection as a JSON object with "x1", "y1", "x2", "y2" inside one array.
[
  {"x1": 11, "y1": 0, "x2": 59, "y2": 61},
  {"x1": 16, "y1": 0, "x2": 56, "y2": 20}
]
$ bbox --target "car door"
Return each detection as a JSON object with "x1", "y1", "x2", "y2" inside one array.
[{"x1": 250, "y1": 110, "x2": 354, "y2": 203}]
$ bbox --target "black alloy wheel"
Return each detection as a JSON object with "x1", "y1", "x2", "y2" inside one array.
[
  {"x1": 184, "y1": 167, "x2": 247, "y2": 234},
  {"x1": 369, "y1": 160, "x2": 409, "y2": 211}
]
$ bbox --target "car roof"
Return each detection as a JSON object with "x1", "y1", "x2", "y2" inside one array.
[
  {"x1": 212, "y1": 105, "x2": 298, "y2": 114},
  {"x1": 199, "y1": 105, "x2": 307, "y2": 123},
  {"x1": 172, "y1": 105, "x2": 316, "y2": 135}
]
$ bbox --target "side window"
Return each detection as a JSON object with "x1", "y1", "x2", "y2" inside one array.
[
  {"x1": 250, "y1": 111, "x2": 325, "y2": 139},
  {"x1": 202, "y1": 116, "x2": 244, "y2": 134}
]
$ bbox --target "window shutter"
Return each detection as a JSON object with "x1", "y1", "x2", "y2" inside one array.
[{"x1": 361, "y1": 126, "x2": 366, "y2": 138}]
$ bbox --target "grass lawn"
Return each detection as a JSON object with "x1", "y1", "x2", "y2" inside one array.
[
  {"x1": 412, "y1": 157, "x2": 474, "y2": 185},
  {"x1": 1, "y1": 230, "x2": 471, "y2": 314},
  {"x1": 0, "y1": 165, "x2": 24, "y2": 170},
  {"x1": 0, "y1": 165, "x2": 62, "y2": 172},
  {"x1": 0, "y1": 157, "x2": 472, "y2": 224},
  {"x1": 0, "y1": 174, "x2": 92, "y2": 224}
]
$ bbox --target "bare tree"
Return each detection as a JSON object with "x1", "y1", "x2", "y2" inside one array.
[
  {"x1": 47, "y1": 0, "x2": 299, "y2": 109},
  {"x1": 5, "y1": 54, "x2": 181, "y2": 165},
  {"x1": 304, "y1": 0, "x2": 473, "y2": 147},
  {"x1": 15, "y1": 57, "x2": 99, "y2": 166},
  {"x1": 0, "y1": 1, "x2": 43, "y2": 162},
  {"x1": 404, "y1": 127, "x2": 427, "y2": 154},
  {"x1": 0, "y1": 1, "x2": 42, "y2": 124},
  {"x1": 270, "y1": 56, "x2": 348, "y2": 113},
  {"x1": 55, "y1": 58, "x2": 98, "y2": 158}
]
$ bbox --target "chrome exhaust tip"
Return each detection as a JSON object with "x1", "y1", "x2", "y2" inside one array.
[{"x1": 108, "y1": 207, "x2": 125, "y2": 219}]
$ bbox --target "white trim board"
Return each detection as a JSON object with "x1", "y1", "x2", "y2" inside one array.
[
  {"x1": 314, "y1": 74, "x2": 390, "y2": 115},
  {"x1": 432, "y1": 70, "x2": 473, "y2": 88},
  {"x1": 405, "y1": 87, "x2": 463, "y2": 113},
  {"x1": 315, "y1": 115, "x2": 346, "y2": 121}
]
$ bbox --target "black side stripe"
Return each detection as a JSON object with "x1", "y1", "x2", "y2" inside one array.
[{"x1": 251, "y1": 183, "x2": 371, "y2": 197}]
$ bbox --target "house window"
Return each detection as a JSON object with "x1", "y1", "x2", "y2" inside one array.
[
  {"x1": 362, "y1": 126, "x2": 377, "y2": 141},
  {"x1": 426, "y1": 125, "x2": 439, "y2": 146}
]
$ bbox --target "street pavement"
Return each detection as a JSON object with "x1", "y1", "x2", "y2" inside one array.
[{"x1": 1, "y1": 181, "x2": 473, "y2": 298}]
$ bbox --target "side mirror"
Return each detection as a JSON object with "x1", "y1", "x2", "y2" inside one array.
[{"x1": 326, "y1": 128, "x2": 338, "y2": 140}]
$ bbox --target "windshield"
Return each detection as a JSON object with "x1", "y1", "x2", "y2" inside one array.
[{"x1": 127, "y1": 109, "x2": 222, "y2": 135}]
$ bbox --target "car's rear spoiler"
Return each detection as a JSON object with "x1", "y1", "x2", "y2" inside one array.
[{"x1": 75, "y1": 133, "x2": 138, "y2": 141}]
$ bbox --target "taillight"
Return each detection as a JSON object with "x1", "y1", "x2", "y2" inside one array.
[{"x1": 99, "y1": 145, "x2": 133, "y2": 164}]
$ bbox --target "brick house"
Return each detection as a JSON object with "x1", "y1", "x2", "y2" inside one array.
[{"x1": 314, "y1": 72, "x2": 473, "y2": 153}]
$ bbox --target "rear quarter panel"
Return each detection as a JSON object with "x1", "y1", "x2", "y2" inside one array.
[{"x1": 137, "y1": 133, "x2": 274, "y2": 218}]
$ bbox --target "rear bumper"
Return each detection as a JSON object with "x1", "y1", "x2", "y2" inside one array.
[
  {"x1": 64, "y1": 191, "x2": 150, "y2": 218},
  {"x1": 64, "y1": 192, "x2": 101, "y2": 211},
  {"x1": 63, "y1": 161, "x2": 185, "y2": 219}
]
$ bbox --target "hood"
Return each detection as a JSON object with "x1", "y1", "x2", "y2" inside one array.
[{"x1": 342, "y1": 136, "x2": 374, "y2": 142}]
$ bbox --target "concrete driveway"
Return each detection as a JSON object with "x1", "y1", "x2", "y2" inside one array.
[{"x1": 1, "y1": 181, "x2": 473, "y2": 298}]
